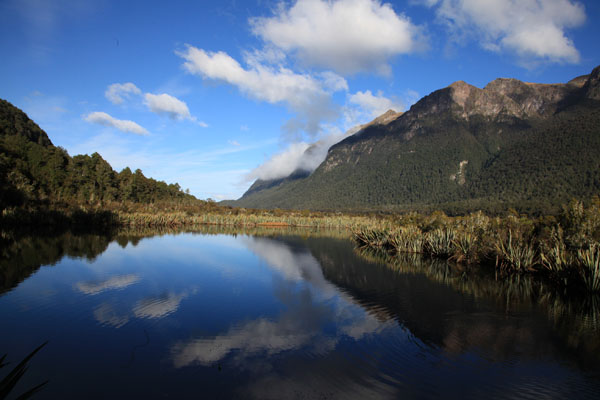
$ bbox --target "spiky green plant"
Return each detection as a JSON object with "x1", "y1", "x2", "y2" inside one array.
[
  {"x1": 540, "y1": 226, "x2": 573, "y2": 273},
  {"x1": 452, "y1": 230, "x2": 479, "y2": 263},
  {"x1": 495, "y1": 230, "x2": 537, "y2": 272},
  {"x1": 425, "y1": 228, "x2": 456, "y2": 257},
  {"x1": 0, "y1": 342, "x2": 47, "y2": 399},
  {"x1": 577, "y1": 244, "x2": 600, "y2": 292},
  {"x1": 352, "y1": 228, "x2": 391, "y2": 249},
  {"x1": 388, "y1": 225, "x2": 423, "y2": 253}
]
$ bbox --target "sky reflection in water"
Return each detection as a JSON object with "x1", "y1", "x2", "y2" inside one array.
[{"x1": 1, "y1": 231, "x2": 599, "y2": 399}]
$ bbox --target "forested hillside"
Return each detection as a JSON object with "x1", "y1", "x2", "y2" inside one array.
[
  {"x1": 0, "y1": 99, "x2": 194, "y2": 211},
  {"x1": 230, "y1": 66, "x2": 600, "y2": 215}
]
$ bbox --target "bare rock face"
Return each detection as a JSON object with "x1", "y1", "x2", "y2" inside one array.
[
  {"x1": 567, "y1": 74, "x2": 590, "y2": 88},
  {"x1": 441, "y1": 77, "x2": 572, "y2": 120},
  {"x1": 416, "y1": 71, "x2": 597, "y2": 122},
  {"x1": 484, "y1": 78, "x2": 569, "y2": 117},
  {"x1": 584, "y1": 65, "x2": 600, "y2": 100}
]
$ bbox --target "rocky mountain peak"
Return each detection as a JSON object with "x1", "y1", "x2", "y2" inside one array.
[{"x1": 448, "y1": 80, "x2": 477, "y2": 108}]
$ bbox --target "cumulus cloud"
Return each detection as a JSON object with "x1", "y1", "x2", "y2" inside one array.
[
  {"x1": 84, "y1": 111, "x2": 149, "y2": 135},
  {"x1": 75, "y1": 274, "x2": 141, "y2": 295},
  {"x1": 105, "y1": 82, "x2": 142, "y2": 105},
  {"x1": 144, "y1": 93, "x2": 200, "y2": 124},
  {"x1": 245, "y1": 128, "x2": 353, "y2": 182},
  {"x1": 250, "y1": 0, "x2": 426, "y2": 75},
  {"x1": 177, "y1": 46, "x2": 345, "y2": 139},
  {"x1": 423, "y1": 0, "x2": 586, "y2": 64},
  {"x1": 349, "y1": 90, "x2": 404, "y2": 118}
]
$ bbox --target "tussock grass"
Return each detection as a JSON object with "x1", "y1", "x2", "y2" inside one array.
[
  {"x1": 494, "y1": 230, "x2": 537, "y2": 272},
  {"x1": 578, "y1": 244, "x2": 600, "y2": 292},
  {"x1": 351, "y1": 198, "x2": 600, "y2": 293},
  {"x1": 425, "y1": 228, "x2": 457, "y2": 257},
  {"x1": 389, "y1": 225, "x2": 423, "y2": 254}
]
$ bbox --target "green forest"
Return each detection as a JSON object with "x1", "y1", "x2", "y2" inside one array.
[
  {"x1": 0, "y1": 99, "x2": 195, "y2": 213},
  {"x1": 230, "y1": 92, "x2": 600, "y2": 215}
]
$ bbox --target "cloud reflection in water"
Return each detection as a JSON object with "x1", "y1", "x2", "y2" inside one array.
[
  {"x1": 170, "y1": 237, "x2": 388, "y2": 368},
  {"x1": 133, "y1": 290, "x2": 194, "y2": 319},
  {"x1": 75, "y1": 274, "x2": 140, "y2": 295}
]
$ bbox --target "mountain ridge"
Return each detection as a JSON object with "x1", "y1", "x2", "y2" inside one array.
[{"x1": 229, "y1": 65, "x2": 600, "y2": 214}]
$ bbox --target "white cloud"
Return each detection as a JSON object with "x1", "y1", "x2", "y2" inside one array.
[
  {"x1": 319, "y1": 71, "x2": 350, "y2": 92},
  {"x1": 245, "y1": 90, "x2": 409, "y2": 185},
  {"x1": 75, "y1": 274, "x2": 140, "y2": 295},
  {"x1": 349, "y1": 90, "x2": 404, "y2": 118},
  {"x1": 246, "y1": 142, "x2": 311, "y2": 182},
  {"x1": 105, "y1": 82, "x2": 142, "y2": 105},
  {"x1": 84, "y1": 111, "x2": 149, "y2": 135},
  {"x1": 144, "y1": 93, "x2": 196, "y2": 121},
  {"x1": 177, "y1": 46, "x2": 345, "y2": 139},
  {"x1": 245, "y1": 127, "x2": 353, "y2": 182},
  {"x1": 228, "y1": 140, "x2": 241, "y2": 146},
  {"x1": 250, "y1": 0, "x2": 426, "y2": 75},
  {"x1": 424, "y1": 0, "x2": 586, "y2": 64}
]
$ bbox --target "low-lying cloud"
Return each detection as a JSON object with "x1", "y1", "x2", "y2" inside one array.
[
  {"x1": 84, "y1": 111, "x2": 149, "y2": 135},
  {"x1": 245, "y1": 128, "x2": 354, "y2": 182}
]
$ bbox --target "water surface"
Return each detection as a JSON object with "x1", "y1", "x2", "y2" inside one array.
[{"x1": 1, "y1": 228, "x2": 599, "y2": 399}]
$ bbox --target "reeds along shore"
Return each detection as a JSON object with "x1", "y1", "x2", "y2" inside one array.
[
  {"x1": 2, "y1": 196, "x2": 599, "y2": 292},
  {"x1": 0, "y1": 200, "x2": 382, "y2": 230},
  {"x1": 352, "y1": 199, "x2": 600, "y2": 293}
]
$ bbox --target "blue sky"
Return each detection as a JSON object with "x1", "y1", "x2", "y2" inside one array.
[{"x1": 1, "y1": 0, "x2": 599, "y2": 200}]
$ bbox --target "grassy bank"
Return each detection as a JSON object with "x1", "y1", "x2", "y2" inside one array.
[
  {"x1": 3, "y1": 195, "x2": 599, "y2": 293},
  {"x1": 0, "y1": 199, "x2": 389, "y2": 230},
  {"x1": 352, "y1": 199, "x2": 600, "y2": 293}
]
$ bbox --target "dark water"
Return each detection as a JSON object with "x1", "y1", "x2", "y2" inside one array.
[{"x1": 1, "y1": 228, "x2": 599, "y2": 399}]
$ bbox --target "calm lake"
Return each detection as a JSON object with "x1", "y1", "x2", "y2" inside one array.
[{"x1": 1, "y1": 228, "x2": 599, "y2": 399}]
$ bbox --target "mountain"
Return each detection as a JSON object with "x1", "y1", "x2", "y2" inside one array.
[
  {"x1": 0, "y1": 99, "x2": 194, "y2": 210},
  {"x1": 229, "y1": 66, "x2": 600, "y2": 214}
]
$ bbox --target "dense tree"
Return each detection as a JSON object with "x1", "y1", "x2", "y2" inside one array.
[{"x1": 0, "y1": 99, "x2": 195, "y2": 211}]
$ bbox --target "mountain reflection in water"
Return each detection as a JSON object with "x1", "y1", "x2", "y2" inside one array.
[{"x1": 0, "y1": 228, "x2": 599, "y2": 399}]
